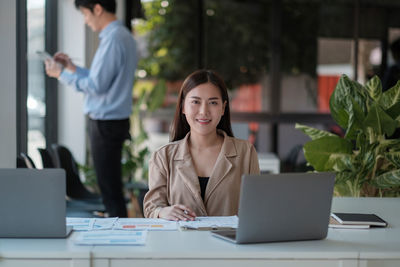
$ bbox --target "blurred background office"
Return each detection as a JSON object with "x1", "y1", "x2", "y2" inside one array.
[{"x1": 2, "y1": 0, "x2": 400, "y2": 206}]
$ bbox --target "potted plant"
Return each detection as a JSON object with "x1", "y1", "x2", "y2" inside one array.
[
  {"x1": 296, "y1": 74, "x2": 400, "y2": 197},
  {"x1": 122, "y1": 79, "x2": 167, "y2": 215}
]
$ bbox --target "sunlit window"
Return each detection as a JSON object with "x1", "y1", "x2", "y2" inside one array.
[{"x1": 27, "y1": 0, "x2": 46, "y2": 168}]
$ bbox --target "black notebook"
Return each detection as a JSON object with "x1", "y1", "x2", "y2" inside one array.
[{"x1": 331, "y1": 213, "x2": 388, "y2": 227}]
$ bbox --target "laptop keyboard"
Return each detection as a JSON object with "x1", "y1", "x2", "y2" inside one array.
[
  {"x1": 215, "y1": 230, "x2": 236, "y2": 239},
  {"x1": 225, "y1": 232, "x2": 236, "y2": 239}
]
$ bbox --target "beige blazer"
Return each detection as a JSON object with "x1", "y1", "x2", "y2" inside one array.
[{"x1": 143, "y1": 130, "x2": 260, "y2": 218}]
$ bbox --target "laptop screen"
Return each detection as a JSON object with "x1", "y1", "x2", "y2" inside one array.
[
  {"x1": 0, "y1": 168, "x2": 68, "y2": 238},
  {"x1": 215, "y1": 172, "x2": 335, "y2": 244}
]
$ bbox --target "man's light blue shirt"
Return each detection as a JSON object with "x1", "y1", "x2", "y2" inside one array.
[{"x1": 59, "y1": 20, "x2": 137, "y2": 120}]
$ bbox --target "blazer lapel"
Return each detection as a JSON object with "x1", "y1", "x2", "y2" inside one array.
[
  {"x1": 175, "y1": 133, "x2": 207, "y2": 214},
  {"x1": 204, "y1": 132, "x2": 237, "y2": 203}
]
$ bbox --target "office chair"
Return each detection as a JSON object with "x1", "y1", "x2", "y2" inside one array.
[
  {"x1": 38, "y1": 148, "x2": 55, "y2": 168},
  {"x1": 125, "y1": 181, "x2": 148, "y2": 217},
  {"x1": 17, "y1": 156, "x2": 28, "y2": 168},
  {"x1": 51, "y1": 144, "x2": 106, "y2": 216},
  {"x1": 20, "y1": 152, "x2": 36, "y2": 169},
  {"x1": 51, "y1": 144, "x2": 102, "y2": 201},
  {"x1": 281, "y1": 144, "x2": 311, "y2": 172}
]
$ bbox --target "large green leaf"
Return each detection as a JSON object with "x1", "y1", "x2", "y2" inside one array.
[
  {"x1": 294, "y1": 123, "x2": 337, "y2": 140},
  {"x1": 303, "y1": 136, "x2": 353, "y2": 172},
  {"x1": 374, "y1": 169, "x2": 400, "y2": 188},
  {"x1": 381, "y1": 80, "x2": 400, "y2": 110},
  {"x1": 358, "y1": 151, "x2": 376, "y2": 180},
  {"x1": 379, "y1": 139, "x2": 400, "y2": 151},
  {"x1": 325, "y1": 153, "x2": 354, "y2": 172},
  {"x1": 384, "y1": 152, "x2": 400, "y2": 168},
  {"x1": 330, "y1": 75, "x2": 354, "y2": 128},
  {"x1": 330, "y1": 75, "x2": 367, "y2": 131},
  {"x1": 355, "y1": 131, "x2": 370, "y2": 153},
  {"x1": 329, "y1": 76, "x2": 351, "y2": 129},
  {"x1": 344, "y1": 97, "x2": 365, "y2": 139},
  {"x1": 386, "y1": 102, "x2": 400, "y2": 121},
  {"x1": 365, "y1": 75, "x2": 382, "y2": 102},
  {"x1": 363, "y1": 103, "x2": 398, "y2": 137},
  {"x1": 335, "y1": 171, "x2": 354, "y2": 184}
]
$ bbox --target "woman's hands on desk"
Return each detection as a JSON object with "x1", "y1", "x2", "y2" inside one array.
[{"x1": 158, "y1": 204, "x2": 196, "y2": 221}]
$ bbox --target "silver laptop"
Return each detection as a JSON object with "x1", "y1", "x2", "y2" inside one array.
[
  {"x1": 0, "y1": 169, "x2": 72, "y2": 238},
  {"x1": 212, "y1": 172, "x2": 335, "y2": 244}
]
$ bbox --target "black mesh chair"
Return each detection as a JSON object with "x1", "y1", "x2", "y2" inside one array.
[
  {"x1": 20, "y1": 152, "x2": 36, "y2": 169},
  {"x1": 51, "y1": 144, "x2": 105, "y2": 217},
  {"x1": 51, "y1": 144, "x2": 102, "y2": 201},
  {"x1": 17, "y1": 156, "x2": 28, "y2": 168},
  {"x1": 38, "y1": 148, "x2": 55, "y2": 168}
]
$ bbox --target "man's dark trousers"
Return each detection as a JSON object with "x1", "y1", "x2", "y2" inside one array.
[{"x1": 89, "y1": 118, "x2": 130, "y2": 218}]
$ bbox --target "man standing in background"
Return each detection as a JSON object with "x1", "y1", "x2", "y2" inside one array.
[{"x1": 45, "y1": 0, "x2": 137, "y2": 217}]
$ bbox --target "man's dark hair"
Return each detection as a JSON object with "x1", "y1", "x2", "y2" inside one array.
[{"x1": 75, "y1": 0, "x2": 116, "y2": 14}]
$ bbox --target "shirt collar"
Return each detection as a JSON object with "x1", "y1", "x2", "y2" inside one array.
[
  {"x1": 99, "y1": 20, "x2": 122, "y2": 39},
  {"x1": 174, "y1": 130, "x2": 237, "y2": 160}
]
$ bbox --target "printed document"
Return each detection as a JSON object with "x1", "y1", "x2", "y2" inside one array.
[
  {"x1": 67, "y1": 217, "x2": 118, "y2": 231},
  {"x1": 67, "y1": 218, "x2": 94, "y2": 231},
  {"x1": 113, "y1": 218, "x2": 178, "y2": 231},
  {"x1": 179, "y1": 216, "x2": 238, "y2": 230},
  {"x1": 92, "y1": 217, "x2": 118, "y2": 230},
  {"x1": 74, "y1": 230, "x2": 147, "y2": 245}
]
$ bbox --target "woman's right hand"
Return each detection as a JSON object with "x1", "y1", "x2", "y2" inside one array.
[{"x1": 158, "y1": 204, "x2": 196, "y2": 221}]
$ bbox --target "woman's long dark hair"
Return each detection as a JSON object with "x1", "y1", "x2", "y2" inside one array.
[{"x1": 170, "y1": 70, "x2": 234, "y2": 141}]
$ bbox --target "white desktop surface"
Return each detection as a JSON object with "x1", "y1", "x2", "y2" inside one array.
[
  {"x1": 331, "y1": 198, "x2": 400, "y2": 261},
  {"x1": 1, "y1": 198, "x2": 400, "y2": 267}
]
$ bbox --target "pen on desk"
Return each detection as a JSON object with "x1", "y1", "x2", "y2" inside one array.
[{"x1": 183, "y1": 209, "x2": 196, "y2": 221}]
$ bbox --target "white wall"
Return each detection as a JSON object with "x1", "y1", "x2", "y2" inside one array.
[
  {"x1": 0, "y1": 2, "x2": 16, "y2": 167},
  {"x1": 58, "y1": 0, "x2": 86, "y2": 164}
]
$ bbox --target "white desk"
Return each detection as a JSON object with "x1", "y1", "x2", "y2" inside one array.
[{"x1": 1, "y1": 198, "x2": 400, "y2": 267}]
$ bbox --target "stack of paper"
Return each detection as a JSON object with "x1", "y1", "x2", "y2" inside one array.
[
  {"x1": 66, "y1": 218, "x2": 93, "y2": 231},
  {"x1": 74, "y1": 230, "x2": 147, "y2": 245},
  {"x1": 329, "y1": 216, "x2": 370, "y2": 229},
  {"x1": 179, "y1": 216, "x2": 238, "y2": 230},
  {"x1": 68, "y1": 216, "x2": 239, "y2": 244},
  {"x1": 67, "y1": 217, "x2": 178, "y2": 231},
  {"x1": 113, "y1": 218, "x2": 178, "y2": 231},
  {"x1": 67, "y1": 217, "x2": 118, "y2": 231}
]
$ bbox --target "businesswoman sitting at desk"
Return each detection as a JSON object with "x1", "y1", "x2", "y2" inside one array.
[{"x1": 143, "y1": 70, "x2": 260, "y2": 221}]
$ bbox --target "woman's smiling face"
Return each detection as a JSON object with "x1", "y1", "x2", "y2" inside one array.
[{"x1": 182, "y1": 82, "x2": 226, "y2": 137}]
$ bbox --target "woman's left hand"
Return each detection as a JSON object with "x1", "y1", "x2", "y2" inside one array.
[{"x1": 158, "y1": 204, "x2": 196, "y2": 221}]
